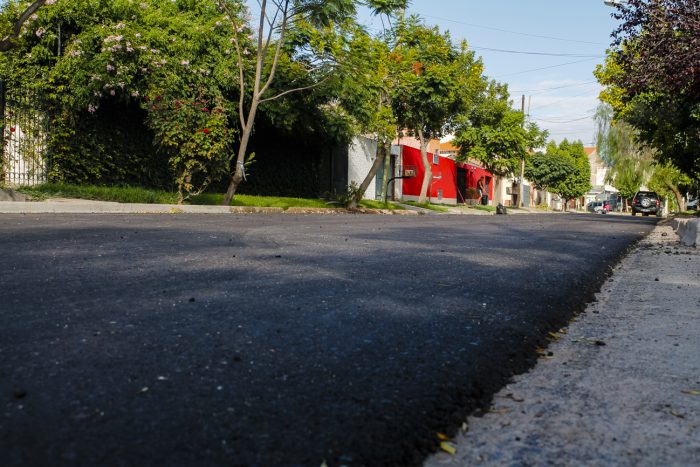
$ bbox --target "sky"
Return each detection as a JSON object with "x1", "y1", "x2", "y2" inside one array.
[{"x1": 358, "y1": 0, "x2": 622, "y2": 148}]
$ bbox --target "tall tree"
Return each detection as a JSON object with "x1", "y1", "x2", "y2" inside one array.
[
  {"x1": 218, "y1": 0, "x2": 357, "y2": 205},
  {"x1": 648, "y1": 162, "x2": 692, "y2": 212},
  {"x1": 454, "y1": 81, "x2": 547, "y2": 180},
  {"x1": 596, "y1": 0, "x2": 700, "y2": 177},
  {"x1": 525, "y1": 151, "x2": 576, "y2": 194},
  {"x1": 544, "y1": 140, "x2": 591, "y2": 210},
  {"x1": 392, "y1": 17, "x2": 481, "y2": 202},
  {"x1": 594, "y1": 103, "x2": 654, "y2": 209},
  {"x1": 331, "y1": 1, "x2": 409, "y2": 208}
]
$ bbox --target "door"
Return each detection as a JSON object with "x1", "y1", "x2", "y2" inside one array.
[{"x1": 456, "y1": 168, "x2": 467, "y2": 204}]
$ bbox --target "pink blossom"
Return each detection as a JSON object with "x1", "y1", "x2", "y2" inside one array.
[
  {"x1": 110, "y1": 90, "x2": 116, "y2": 96},
  {"x1": 87, "y1": 104, "x2": 97, "y2": 114},
  {"x1": 106, "y1": 64, "x2": 115, "y2": 72}
]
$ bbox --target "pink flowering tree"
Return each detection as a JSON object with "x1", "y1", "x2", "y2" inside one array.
[{"x1": 1, "y1": 0, "x2": 242, "y2": 199}]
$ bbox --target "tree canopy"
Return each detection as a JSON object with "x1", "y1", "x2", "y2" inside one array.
[
  {"x1": 453, "y1": 81, "x2": 547, "y2": 178},
  {"x1": 596, "y1": 0, "x2": 700, "y2": 177},
  {"x1": 539, "y1": 140, "x2": 591, "y2": 203}
]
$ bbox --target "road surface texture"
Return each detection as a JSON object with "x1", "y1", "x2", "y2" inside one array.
[
  {"x1": 426, "y1": 222, "x2": 700, "y2": 466},
  {"x1": 0, "y1": 213, "x2": 656, "y2": 465}
]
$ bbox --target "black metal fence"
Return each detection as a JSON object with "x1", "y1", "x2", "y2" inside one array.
[{"x1": 1, "y1": 80, "x2": 49, "y2": 186}]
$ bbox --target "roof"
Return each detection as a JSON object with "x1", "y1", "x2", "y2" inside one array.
[
  {"x1": 439, "y1": 141, "x2": 460, "y2": 153},
  {"x1": 584, "y1": 147, "x2": 597, "y2": 156}
]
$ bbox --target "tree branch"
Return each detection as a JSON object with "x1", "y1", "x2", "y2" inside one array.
[
  {"x1": 0, "y1": 0, "x2": 48, "y2": 52},
  {"x1": 258, "y1": 77, "x2": 328, "y2": 104}
]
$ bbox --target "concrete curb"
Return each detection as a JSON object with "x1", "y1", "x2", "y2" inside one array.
[
  {"x1": 671, "y1": 217, "x2": 699, "y2": 247},
  {"x1": 0, "y1": 200, "x2": 422, "y2": 216}
]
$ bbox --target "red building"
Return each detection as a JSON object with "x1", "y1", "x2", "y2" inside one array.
[{"x1": 399, "y1": 145, "x2": 494, "y2": 205}]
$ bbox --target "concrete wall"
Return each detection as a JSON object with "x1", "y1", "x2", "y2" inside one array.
[{"x1": 347, "y1": 136, "x2": 379, "y2": 200}]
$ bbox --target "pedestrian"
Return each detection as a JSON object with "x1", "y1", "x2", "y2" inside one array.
[{"x1": 477, "y1": 176, "x2": 486, "y2": 205}]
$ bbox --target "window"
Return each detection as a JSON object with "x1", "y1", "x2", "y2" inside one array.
[
  {"x1": 433, "y1": 153, "x2": 439, "y2": 165},
  {"x1": 437, "y1": 189, "x2": 443, "y2": 201}
]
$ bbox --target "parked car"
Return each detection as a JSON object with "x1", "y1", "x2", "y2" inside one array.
[
  {"x1": 603, "y1": 198, "x2": 619, "y2": 212},
  {"x1": 631, "y1": 191, "x2": 662, "y2": 216},
  {"x1": 687, "y1": 197, "x2": 698, "y2": 210},
  {"x1": 586, "y1": 201, "x2": 608, "y2": 214}
]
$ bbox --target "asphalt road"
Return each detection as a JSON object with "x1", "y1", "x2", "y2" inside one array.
[{"x1": 0, "y1": 213, "x2": 657, "y2": 466}]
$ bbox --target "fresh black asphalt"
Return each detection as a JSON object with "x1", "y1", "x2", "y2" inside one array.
[{"x1": 0, "y1": 213, "x2": 657, "y2": 466}]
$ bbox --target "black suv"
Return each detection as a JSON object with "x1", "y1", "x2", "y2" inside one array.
[{"x1": 631, "y1": 191, "x2": 661, "y2": 216}]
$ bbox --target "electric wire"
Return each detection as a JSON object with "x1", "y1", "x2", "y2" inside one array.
[
  {"x1": 469, "y1": 46, "x2": 602, "y2": 58},
  {"x1": 415, "y1": 13, "x2": 608, "y2": 45},
  {"x1": 510, "y1": 80, "x2": 599, "y2": 94},
  {"x1": 495, "y1": 58, "x2": 600, "y2": 78}
]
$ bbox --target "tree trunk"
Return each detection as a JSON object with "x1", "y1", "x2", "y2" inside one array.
[
  {"x1": 222, "y1": 103, "x2": 257, "y2": 205},
  {"x1": 349, "y1": 141, "x2": 387, "y2": 209},
  {"x1": 667, "y1": 183, "x2": 685, "y2": 211},
  {"x1": 381, "y1": 148, "x2": 391, "y2": 204},
  {"x1": 417, "y1": 129, "x2": 431, "y2": 204}
]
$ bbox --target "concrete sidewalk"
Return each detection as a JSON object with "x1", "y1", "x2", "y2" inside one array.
[
  {"x1": 426, "y1": 222, "x2": 700, "y2": 466},
  {"x1": 0, "y1": 198, "x2": 423, "y2": 215}
]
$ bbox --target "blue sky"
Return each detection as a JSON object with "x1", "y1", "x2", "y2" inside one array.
[{"x1": 359, "y1": 0, "x2": 621, "y2": 147}]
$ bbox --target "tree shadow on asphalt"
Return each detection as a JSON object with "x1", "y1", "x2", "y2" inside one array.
[{"x1": 0, "y1": 214, "x2": 658, "y2": 466}]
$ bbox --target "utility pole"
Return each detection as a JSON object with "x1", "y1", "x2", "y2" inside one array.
[{"x1": 518, "y1": 94, "x2": 526, "y2": 207}]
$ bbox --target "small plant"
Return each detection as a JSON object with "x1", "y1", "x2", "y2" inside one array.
[
  {"x1": 324, "y1": 182, "x2": 363, "y2": 208},
  {"x1": 146, "y1": 92, "x2": 235, "y2": 204}
]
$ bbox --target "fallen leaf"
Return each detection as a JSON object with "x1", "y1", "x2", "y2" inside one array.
[
  {"x1": 461, "y1": 422, "x2": 469, "y2": 432},
  {"x1": 547, "y1": 332, "x2": 559, "y2": 340},
  {"x1": 681, "y1": 389, "x2": 700, "y2": 396},
  {"x1": 437, "y1": 432, "x2": 450, "y2": 441},
  {"x1": 670, "y1": 410, "x2": 685, "y2": 419},
  {"x1": 439, "y1": 441, "x2": 456, "y2": 455},
  {"x1": 489, "y1": 407, "x2": 511, "y2": 414}
]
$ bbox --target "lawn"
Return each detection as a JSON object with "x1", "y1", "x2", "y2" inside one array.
[{"x1": 16, "y1": 184, "x2": 403, "y2": 210}]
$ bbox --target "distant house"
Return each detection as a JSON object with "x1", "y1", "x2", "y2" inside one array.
[
  {"x1": 583, "y1": 147, "x2": 618, "y2": 206},
  {"x1": 397, "y1": 142, "x2": 493, "y2": 205}
]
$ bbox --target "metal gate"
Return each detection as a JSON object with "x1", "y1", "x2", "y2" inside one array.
[{"x1": 1, "y1": 80, "x2": 49, "y2": 186}]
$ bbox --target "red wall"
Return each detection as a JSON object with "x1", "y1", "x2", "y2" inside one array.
[{"x1": 401, "y1": 146, "x2": 492, "y2": 202}]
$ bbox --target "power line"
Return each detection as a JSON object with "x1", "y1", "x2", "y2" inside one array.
[
  {"x1": 533, "y1": 115, "x2": 595, "y2": 123},
  {"x1": 470, "y1": 46, "x2": 602, "y2": 58},
  {"x1": 528, "y1": 89, "x2": 600, "y2": 112},
  {"x1": 510, "y1": 80, "x2": 599, "y2": 94},
  {"x1": 495, "y1": 58, "x2": 599, "y2": 78},
  {"x1": 416, "y1": 13, "x2": 608, "y2": 46}
]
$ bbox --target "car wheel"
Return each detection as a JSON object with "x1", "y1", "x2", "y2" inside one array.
[{"x1": 631, "y1": 210, "x2": 636, "y2": 216}]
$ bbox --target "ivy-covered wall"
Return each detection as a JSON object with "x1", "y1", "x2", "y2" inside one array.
[{"x1": 48, "y1": 99, "x2": 172, "y2": 188}]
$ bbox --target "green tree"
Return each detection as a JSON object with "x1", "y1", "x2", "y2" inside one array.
[
  {"x1": 594, "y1": 103, "x2": 653, "y2": 209},
  {"x1": 543, "y1": 140, "x2": 591, "y2": 210},
  {"x1": 454, "y1": 81, "x2": 546, "y2": 178},
  {"x1": 525, "y1": 151, "x2": 576, "y2": 193},
  {"x1": 648, "y1": 162, "x2": 692, "y2": 212},
  {"x1": 324, "y1": 7, "x2": 404, "y2": 207},
  {"x1": 392, "y1": 17, "x2": 481, "y2": 202},
  {"x1": 0, "y1": 0, "x2": 47, "y2": 52},
  {"x1": 218, "y1": 0, "x2": 358, "y2": 204},
  {"x1": 0, "y1": 0, "x2": 242, "y2": 200},
  {"x1": 596, "y1": 0, "x2": 700, "y2": 177}
]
